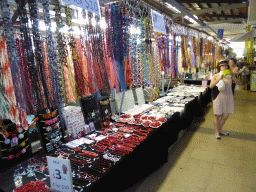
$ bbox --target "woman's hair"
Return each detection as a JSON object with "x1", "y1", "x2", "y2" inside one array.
[{"x1": 229, "y1": 58, "x2": 237, "y2": 64}]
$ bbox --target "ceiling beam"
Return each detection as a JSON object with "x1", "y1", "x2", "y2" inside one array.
[
  {"x1": 202, "y1": 13, "x2": 247, "y2": 19},
  {"x1": 175, "y1": 0, "x2": 245, "y2": 3},
  {"x1": 189, "y1": 18, "x2": 246, "y2": 26},
  {"x1": 172, "y1": 3, "x2": 248, "y2": 18}
]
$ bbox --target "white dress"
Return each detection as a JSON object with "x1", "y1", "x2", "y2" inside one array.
[{"x1": 213, "y1": 74, "x2": 235, "y2": 115}]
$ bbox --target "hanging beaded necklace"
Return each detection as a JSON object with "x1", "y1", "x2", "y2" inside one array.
[
  {"x1": 143, "y1": 16, "x2": 153, "y2": 86},
  {"x1": 105, "y1": 4, "x2": 120, "y2": 92},
  {"x1": 15, "y1": 39, "x2": 34, "y2": 114},
  {"x1": 147, "y1": 18, "x2": 155, "y2": 87},
  {"x1": 189, "y1": 35, "x2": 197, "y2": 68},
  {"x1": 42, "y1": 0, "x2": 63, "y2": 109},
  {"x1": 64, "y1": 5, "x2": 93, "y2": 97},
  {"x1": 0, "y1": 0, "x2": 28, "y2": 113},
  {"x1": 174, "y1": 34, "x2": 179, "y2": 77},
  {"x1": 170, "y1": 31, "x2": 176, "y2": 77},
  {"x1": 28, "y1": 0, "x2": 50, "y2": 110},
  {"x1": 164, "y1": 23, "x2": 171, "y2": 75},
  {"x1": 54, "y1": 0, "x2": 77, "y2": 103},
  {"x1": 139, "y1": 16, "x2": 149, "y2": 86},
  {"x1": 17, "y1": 0, "x2": 43, "y2": 111},
  {"x1": 110, "y1": 3, "x2": 128, "y2": 91},
  {"x1": 129, "y1": 17, "x2": 140, "y2": 87},
  {"x1": 0, "y1": 37, "x2": 14, "y2": 120}
]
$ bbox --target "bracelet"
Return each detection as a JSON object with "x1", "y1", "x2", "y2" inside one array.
[
  {"x1": 2, "y1": 145, "x2": 29, "y2": 160},
  {"x1": 39, "y1": 110, "x2": 57, "y2": 119},
  {"x1": 41, "y1": 116, "x2": 59, "y2": 126}
]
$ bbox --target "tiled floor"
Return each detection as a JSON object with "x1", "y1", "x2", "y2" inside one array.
[{"x1": 124, "y1": 90, "x2": 256, "y2": 192}]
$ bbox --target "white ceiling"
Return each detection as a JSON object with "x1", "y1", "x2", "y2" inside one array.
[{"x1": 248, "y1": 0, "x2": 256, "y2": 25}]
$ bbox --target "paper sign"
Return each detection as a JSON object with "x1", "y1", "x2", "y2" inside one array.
[
  {"x1": 151, "y1": 9, "x2": 166, "y2": 34},
  {"x1": 218, "y1": 29, "x2": 224, "y2": 39},
  {"x1": 135, "y1": 87, "x2": 146, "y2": 105},
  {"x1": 62, "y1": 0, "x2": 100, "y2": 15},
  {"x1": 47, "y1": 156, "x2": 73, "y2": 192},
  {"x1": 115, "y1": 90, "x2": 135, "y2": 113},
  {"x1": 202, "y1": 80, "x2": 208, "y2": 87}
]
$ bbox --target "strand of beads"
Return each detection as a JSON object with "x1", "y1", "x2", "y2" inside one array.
[
  {"x1": 42, "y1": 0, "x2": 63, "y2": 109},
  {"x1": 28, "y1": 0, "x2": 50, "y2": 110},
  {"x1": 146, "y1": 19, "x2": 154, "y2": 86},
  {"x1": 175, "y1": 35, "x2": 179, "y2": 77},
  {"x1": 143, "y1": 17, "x2": 153, "y2": 86},
  {"x1": 129, "y1": 18, "x2": 139, "y2": 87},
  {"x1": 164, "y1": 24, "x2": 171, "y2": 75},
  {"x1": 0, "y1": 0, "x2": 28, "y2": 114},
  {"x1": 170, "y1": 31, "x2": 176, "y2": 77},
  {"x1": 15, "y1": 39, "x2": 34, "y2": 114},
  {"x1": 0, "y1": 37, "x2": 15, "y2": 121},
  {"x1": 105, "y1": 4, "x2": 120, "y2": 92},
  {"x1": 111, "y1": 4, "x2": 127, "y2": 91},
  {"x1": 18, "y1": 0, "x2": 43, "y2": 111},
  {"x1": 65, "y1": 5, "x2": 92, "y2": 98}
]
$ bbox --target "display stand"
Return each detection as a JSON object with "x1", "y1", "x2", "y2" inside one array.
[
  {"x1": 98, "y1": 96, "x2": 112, "y2": 123},
  {"x1": 80, "y1": 95, "x2": 101, "y2": 130},
  {"x1": 36, "y1": 109, "x2": 63, "y2": 153},
  {"x1": 0, "y1": 119, "x2": 32, "y2": 173}
]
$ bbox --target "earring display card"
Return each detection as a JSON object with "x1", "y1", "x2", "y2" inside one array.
[
  {"x1": 37, "y1": 109, "x2": 63, "y2": 153},
  {"x1": 62, "y1": 106, "x2": 87, "y2": 139},
  {"x1": 80, "y1": 95, "x2": 101, "y2": 130},
  {"x1": 99, "y1": 98, "x2": 112, "y2": 122}
]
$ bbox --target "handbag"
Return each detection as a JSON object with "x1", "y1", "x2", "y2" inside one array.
[{"x1": 216, "y1": 80, "x2": 225, "y2": 92}]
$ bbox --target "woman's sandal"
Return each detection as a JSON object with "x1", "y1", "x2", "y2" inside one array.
[
  {"x1": 215, "y1": 133, "x2": 221, "y2": 140},
  {"x1": 216, "y1": 135, "x2": 221, "y2": 140},
  {"x1": 219, "y1": 132, "x2": 229, "y2": 136}
]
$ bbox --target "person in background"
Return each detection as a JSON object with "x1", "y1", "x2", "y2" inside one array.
[
  {"x1": 210, "y1": 60, "x2": 241, "y2": 139},
  {"x1": 229, "y1": 58, "x2": 239, "y2": 95},
  {"x1": 238, "y1": 63, "x2": 250, "y2": 89}
]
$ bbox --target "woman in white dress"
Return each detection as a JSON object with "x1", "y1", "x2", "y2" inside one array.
[{"x1": 210, "y1": 60, "x2": 241, "y2": 139}]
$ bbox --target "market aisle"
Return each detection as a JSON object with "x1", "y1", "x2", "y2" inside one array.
[{"x1": 124, "y1": 90, "x2": 256, "y2": 192}]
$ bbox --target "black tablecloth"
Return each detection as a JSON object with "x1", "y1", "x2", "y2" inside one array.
[
  {"x1": 0, "y1": 90, "x2": 212, "y2": 192},
  {"x1": 184, "y1": 79, "x2": 211, "y2": 86}
]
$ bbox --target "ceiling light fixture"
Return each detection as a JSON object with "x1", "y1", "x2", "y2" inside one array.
[
  {"x1": 165, "y1": 2, "x2": 181, "y2": 13},
  {"x1": 184, "y1": 15, "x2": 198, "y2": 24}
]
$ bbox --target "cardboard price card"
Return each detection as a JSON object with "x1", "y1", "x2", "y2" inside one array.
[
  {"x1": 151, "y1": 9, "x2": 166, "y2": 34},
  {"x1": 47, "y1": 156, "x2": 73, "y2": 192},
  {"x1": 62, "y1": 0, "x2": 100, "y2": 15}
]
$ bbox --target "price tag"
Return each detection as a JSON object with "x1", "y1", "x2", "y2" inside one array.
[
  {"x1": 47, "y1": 156, "x2": 73, "y2": 192},
  {"x1": 151, "y1": 9, "x2": 166, "y2": 34},
  {"x1": 202, "y1": 80, "x2": 208, "y2": 87},
  {"x1": 62, "y1": 0, "x2": 100, "y2": 15}
]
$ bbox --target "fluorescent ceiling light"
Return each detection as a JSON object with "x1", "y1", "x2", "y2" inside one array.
[
  {"x1": 193, "y1": 15, "x2": 198, "y2": 20},
  {"x1": 184, "y1": 15, "x2": 198, "y2": 24},
  {"x1": 165, "y1": 2, "x2": 181, "y2": 13}
]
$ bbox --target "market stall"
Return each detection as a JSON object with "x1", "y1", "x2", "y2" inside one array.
[
  {"x1": 0, "y1": 87, "x2": 212, "y2": 192},
  {"x1": 0, "y1": 0, "x2": 218, "y2": 191}
]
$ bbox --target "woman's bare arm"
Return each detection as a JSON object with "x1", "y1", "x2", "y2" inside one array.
[{"x1": 210, "y1": 73, "x2": 223, "y2": 89}]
